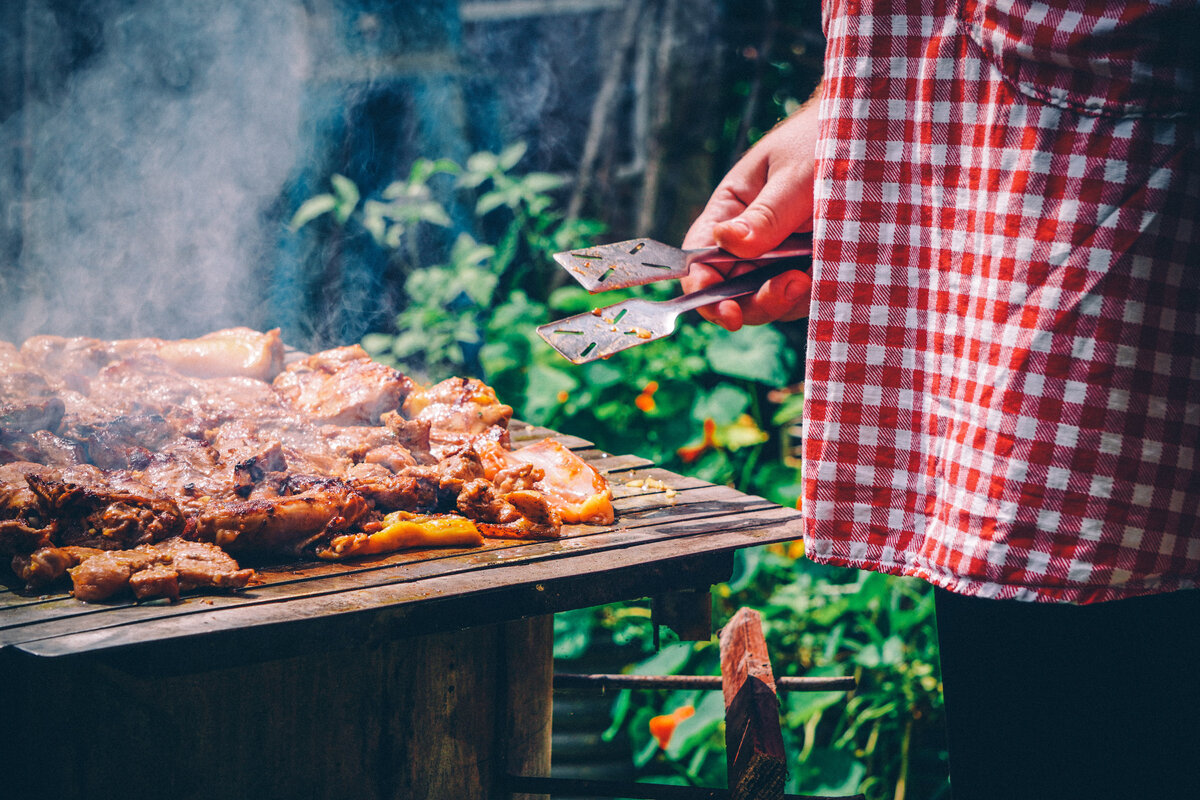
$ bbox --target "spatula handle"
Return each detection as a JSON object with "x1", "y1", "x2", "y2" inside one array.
[
  {"x1": 684, "y1": 232, "x2": 814, "y2": 265},
  {"x1": 670, "y1": 259, "x2": 809, "y2": 313}
]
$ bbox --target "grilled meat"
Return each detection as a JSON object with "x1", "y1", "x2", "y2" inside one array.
[
  {"x1": 65, "y1": 537, "x2": 254, "y2": 601},
  {"x1": 402, "y1": 377, "x2": 513, "y2": 458},
  {"x1": 273, "y1": 345, "x2": 414, "y2": 425},
  {"x1": 194, "y1": 484, "x2": 372, "y2": 556},
  {"x1": 0, "y1": 328, "x2": 607, "y2": 600},
  {"x1": 25, "y1": 465, "x2": 187, "y2": 549}
]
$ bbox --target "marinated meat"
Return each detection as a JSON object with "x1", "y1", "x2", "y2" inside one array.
[
  {"x1": 0, "y1": 462, "x2": 61, "y2": 555},
  {"x1": 25, "y1": 465, "x2": 186, "y2": 549},
  {"x1": 402, "y1": 377, "x2": 513, "y2": 457},
  {"x1": 13, "y1": 545, "x2": 105, "y2": 589},
  {"x1": 477, "y1": 439, "x2": 614, "y2": 524},
  {"x1": 69, "y1": 547, "x2": 167, "y2": 601},
  {"x1": 66, "y1": 537, "x2": 254, "y2": 601},
  {"x1": 194, "y1": 485, "x2": 371, "y2": 556},
  {"x1": 273, "y1": 345, "x2": 414, "y2": 425},
  {"x1": 458, "y1": 480, "x2": 562, "y2": 540},
  {"x1": 154, "y1": 327, "x2": 284, "y2": 381},
  {"x1": 154, "y1": 538, "x2": 256, "y2": 591},
  {"x1": 0, "y1": 328, "x2": 610, "y2": 600}
]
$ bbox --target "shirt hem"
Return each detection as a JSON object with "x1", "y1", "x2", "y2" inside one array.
[{"x1": 804, "y1": 548, "x2": 1197, "y2": 605}]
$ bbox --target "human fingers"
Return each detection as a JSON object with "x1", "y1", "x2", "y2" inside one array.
[
  {"x1": 734, "y1": 267, "x2": 812, "y2": 326},
  {"x1": 712, "y1": 165, "x2": 815, "y2": 259},
  {"x1": 681, "y1": 261, "x2": 745, "y2": 329}
]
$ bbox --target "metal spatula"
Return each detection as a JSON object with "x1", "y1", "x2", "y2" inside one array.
[
  {"x1": 554, "y1": 233, "x2": 813, "y2": 292},
  {"x1": 537, "y1": 259, "x2": 806, "y2": 364}
]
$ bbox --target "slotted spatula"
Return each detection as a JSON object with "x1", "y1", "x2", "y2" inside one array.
[
  {"x1": 554, "y1": 233, "x2": 812, "y2": 292},
  {"x1": 537, "y1": 259, "x2": 806, "y2": 364}
]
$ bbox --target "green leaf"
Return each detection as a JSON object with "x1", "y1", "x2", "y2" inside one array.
[
  {"x1": 521, "y1": 172, "x2": 565, "y2": 193},
  {"x1": 498, "y1": 141, "x2": 528, "y2": 171},
  {"x1": 692, "y1": 384, "x2": 751, "y2": 426},
  {"x1": 417, "y1": 201, "x2": 453, "y2": 227},
  {"x1": 633, "y1": 642, "x2": 694, "y2": 677},
  {"x1": 795, "y1": 747, "x2": 867, "y2": 795},
  {"x1": 330, "y1": 174, "x2": 360, "y2": 222},
  {"x1": 466, "y1": 150, "x2": 499, "y2": 174},
  {"x1": 289, "y1": 194, "x2": 337, "y2": 230},
  {"x1": 476, "y1": 190, "x2": 507, "y2": 216},
  {"x1": 360, "y1": 333, "x2": 394, "y2": 356},
  {"x1": 771, "y1": 392, "x2": 806, "y2": 425},
  {"x1": 726, "y1": 545, "x2": 769, "y2": 593},
  {"x1": 705, "y1": 325, "x2": 796, "y2": 384},
  {"x1": 785, "y1": 666, "x2": 850, "y2": 724},
  {"x1": 547, "y1": 285, "x2": 598, "y2": 314},
  {"x1": 409, "y1": 156, "x2": 460, "y2": 184},
  {"x1": 492, "y1": 221, "x2": 520, "y2": 274},
  {"x1": 665, "y1": 690, "x2": 725, "y2": 759},
  {"x1": 581, "y1": 360, "x2": 625, "y2": 389}
]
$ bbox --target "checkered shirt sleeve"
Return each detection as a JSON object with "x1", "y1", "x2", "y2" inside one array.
[{"x1": 803, "y1": 0, "x2": 1200, "y2": 603}]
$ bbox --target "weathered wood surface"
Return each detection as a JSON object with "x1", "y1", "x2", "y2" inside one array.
[
  {"x1": 3, "y1": 614, "x2": 554, "y2": 800},
  {"x1": 720, "y1": 607, "x2": 787, "y2": 800},
  {"x1": 0, "y1": 424, "x2": 802, "y2": 664}
]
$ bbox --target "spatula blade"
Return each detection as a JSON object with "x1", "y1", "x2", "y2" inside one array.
[
  {"x1": 553, "y1": 239, "x2": 689, "y2": 292},
  {"x1": 536, "y1": 300, "x2": 678, "y2": 364}
]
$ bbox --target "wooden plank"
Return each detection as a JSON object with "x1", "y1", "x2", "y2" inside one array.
[
  {"x1": 0, "y1": 484, "x2": 785, "y2": 629},
  {"x1": 720, "y1": 608, "x2": 786, "y2": 800},
  {"x1": 12, "y1": 513, "x2": 793, "y2": 661},
  {"x1": 507, "y1": 420, "x2": 593, "y2": 449},
  {"x1": 1, "y1": 504, "x2": 799, "y2": 652}
]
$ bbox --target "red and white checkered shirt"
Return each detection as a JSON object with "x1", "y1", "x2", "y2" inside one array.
[{"x1": 802, "y1": 0, "x2": 1200, "y2": 603}]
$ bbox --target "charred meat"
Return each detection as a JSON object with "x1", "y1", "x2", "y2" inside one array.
[{"x1": 0, "y1": 328, "x2": 612, "y2": 601}]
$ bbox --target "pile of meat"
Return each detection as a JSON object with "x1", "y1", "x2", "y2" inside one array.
[{"x1": 0, "y1": 328, "x2": 613, "y2": 602}]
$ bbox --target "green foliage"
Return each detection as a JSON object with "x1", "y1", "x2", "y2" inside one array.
[{"x1": 293, "y1": 142, "x2": 947, "y2": 799}]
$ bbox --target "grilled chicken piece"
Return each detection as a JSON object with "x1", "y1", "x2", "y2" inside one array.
[
  {"x1": 381, "y1": 411, "x2": 434, "y2": 458},
  {"x1": 1, "y1": 429, "x2": 85, "y2": 467},
  {"x1": 24, "y1": 465, "x2": 186, "y2": 549},
  {"x1": 477, "y1": 439, "x2": 614, "y2": 525},
  {"x1": 457, "y1": 480, "x2": 562, "y2": 540},
  {"x1": 154, "y1": 537, "x2": 255, "y2": 591},
  {"x1": 273, "y1": 345, "x2": 414, "y2": 425},
  {"x1": 68, "y1": 547, "x2": 167, "y2": 601},
  {"x1": 401, "y1": 377, "x2": 513, "y2": 458},
  {"x1": 18, "y1": 335, "x2": 124, "y2": 391},
  {"x1": 153, "y1": 327, "x2": 284, "y2": 381},
  {"x1": 0, "y1": 462, "x2": 62, "y2": 555},
  {"x1": 65, "y1": 537, "x2": 254, "y2": 601},
  {"x1": 12, "y1": 545, "x2": 104, "y2": 589},
  {"x1": 194, "y1": 485, "x2": 372, "y2": 556},
  {"x1": 136, "y1": 438, "x2": 241, "y2": 514},
  {"x1": 341, "y1": 464, "x2": 439, "y2": 512}
]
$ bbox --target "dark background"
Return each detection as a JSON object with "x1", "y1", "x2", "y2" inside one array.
[{"x1": 0, "y1": 0, "x2": 822, "y2": 349}]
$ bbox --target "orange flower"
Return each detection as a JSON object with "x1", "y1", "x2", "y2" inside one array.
[
  {"x1": 635, "y1": 381, "x2": 658, "y2": 413},
  {"x1": 677, "y1": 418, "x2": 718, "y2": 463},
  {"x1": 556, "y1": 390, "x2": 569, "y2": 404},
  {"x1": 648, "y1": 705, "x2": 695, "y2": 749}
]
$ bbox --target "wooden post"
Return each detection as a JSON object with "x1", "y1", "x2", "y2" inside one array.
[{"x1": 719, "y1": 607, "x2": 786, "y2": 800}]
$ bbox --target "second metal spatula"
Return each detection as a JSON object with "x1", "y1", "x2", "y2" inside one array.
[
  {"x1": 537, "y1": 260, "x2": 806, "y2": 364},
  {"x1": 555, "y1": 233, "x2": 813, "y2": 292}
]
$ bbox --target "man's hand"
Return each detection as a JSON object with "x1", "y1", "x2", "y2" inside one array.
[{"x1": 681, "y1": 87, "x2": 821, "y2": 330}]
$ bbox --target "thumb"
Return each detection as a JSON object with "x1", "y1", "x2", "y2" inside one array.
[{"x1": 712, "y1": 177, "x2": 812, "y2": 259}]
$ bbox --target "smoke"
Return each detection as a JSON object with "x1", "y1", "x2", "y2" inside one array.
[{"x1": 0, "y1": 0, "x2": 306, "y2": 342}]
